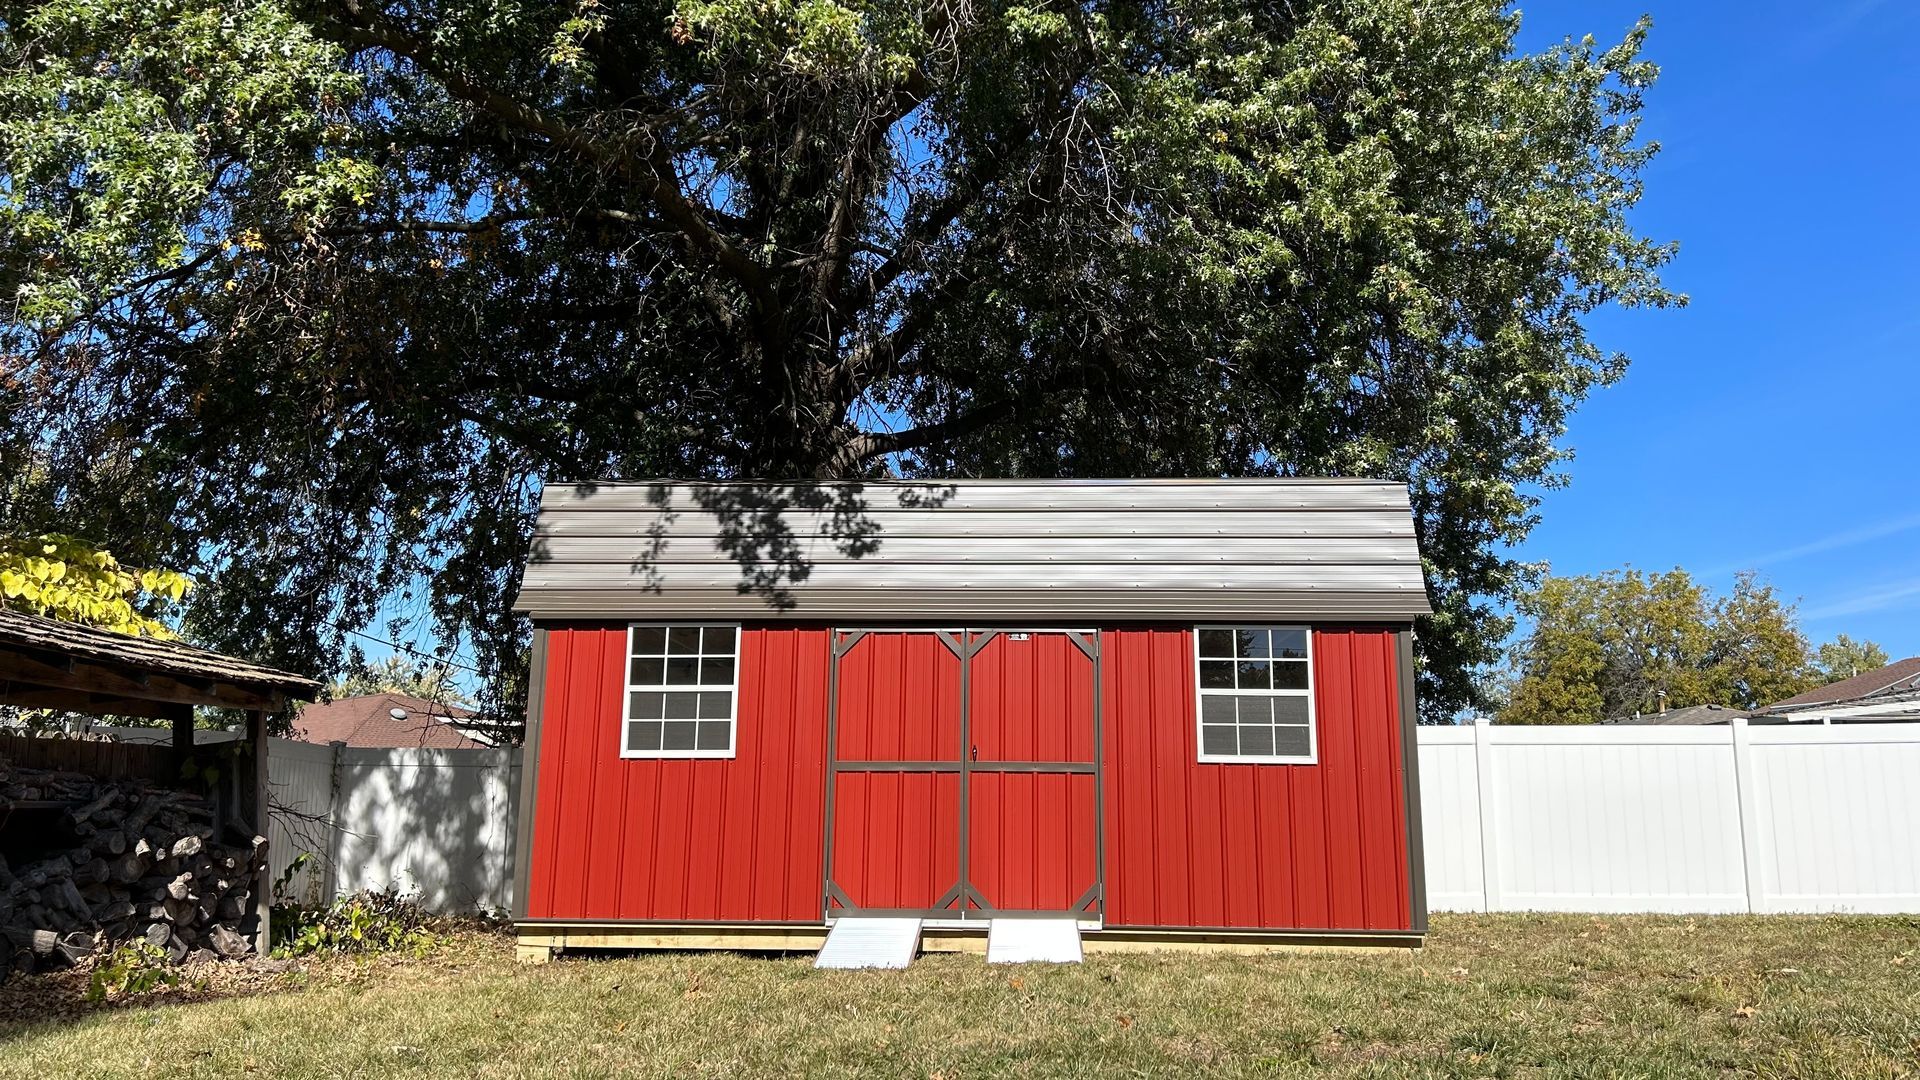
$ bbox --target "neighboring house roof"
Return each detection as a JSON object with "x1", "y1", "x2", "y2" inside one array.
[
  {"x1": 292, "y1": 692, "x2": 489, "y2": 749},
  {"x1": 1768, "y1": 657, "x2": 1920, "y2": 711},
  {"x1": 515, "y1": 478, "x2": 1433, "y2": 622},
  {"x1": 1604, "y1": 703, "x2": 1750, "y2": 726}
]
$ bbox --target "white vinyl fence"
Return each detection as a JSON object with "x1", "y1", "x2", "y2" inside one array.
[
  {"x1": 1420, "y1": 719, "x2": 1920, "y2": 914},
  {"x1": 266, "y1": 738, "x2": 519, "y2": 912},
  {"x1": 265, "y1": 721, "x2": 1920, "y2": 917}
]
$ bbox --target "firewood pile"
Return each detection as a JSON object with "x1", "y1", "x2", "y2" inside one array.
[{"x1": 0, "y1": 760, "x2": 266, "y2": 975}]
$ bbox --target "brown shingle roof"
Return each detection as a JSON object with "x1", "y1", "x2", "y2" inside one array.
[
  {"x1": 1770, "y1": 657, "x2": 1920, "y2": 710},
  {"x1": 0, "y1": 608, "x2": 320, "y2": 698},
  {"x1": 292, "y1": 692, "x2": 488, "y2": 749}
]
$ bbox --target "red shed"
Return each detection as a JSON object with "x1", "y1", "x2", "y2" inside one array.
[{"x1": 511, "y1": 479, "x2": 1429, "y2": 960}]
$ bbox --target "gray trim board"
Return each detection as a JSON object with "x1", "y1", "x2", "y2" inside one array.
[
  {"x1": 1395, "y1": 629, "x2": 1428, "y2": 935},
  {"x1": 511, "y1": 627, "x2": 551, "y2": 921}
]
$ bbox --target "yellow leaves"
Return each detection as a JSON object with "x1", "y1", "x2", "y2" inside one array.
[
  {"x1": 0, "y1": 533, "x2": 192, "y2": 638},
  {"x1": 236, "y1": 228, "x2": 267, "y2": 251}
]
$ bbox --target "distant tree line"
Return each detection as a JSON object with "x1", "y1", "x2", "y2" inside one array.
[{"x1": 1495, "y1": 568, "x2": 1889, "y2": 725}]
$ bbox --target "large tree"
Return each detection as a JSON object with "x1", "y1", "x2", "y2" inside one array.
[
  {"x1": 0, "y1": 0, "x2": 1678, "y2": 721},
  {"x1": 1499, "y1": 568, "x2": 1831, "y2": 725}
]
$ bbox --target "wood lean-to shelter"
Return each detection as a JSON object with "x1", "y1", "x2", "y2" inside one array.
[
  {"x1": 511, "y1": 479, "x2": 1432, "y2": 961},
  {"x1": 0, "y1": 609, "x2": 321, "y2": 949}
]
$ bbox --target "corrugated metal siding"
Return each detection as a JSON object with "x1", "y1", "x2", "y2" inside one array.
[
  {"x1": 830, "y1": 773, "x2": 960, "y2": 909},
  {"x1": 834, "y1": 632, "x2": 961, "y2": 763},
  {"x1": 523, "y1": 626, "x2": 830, "y2": 921},
  {"x1": 968, "y1": 772, "x2": 1098, "y2": 910},
  {"x1": 969, "y1": 633, "x2": 1095, "y2": 762},
  {"x1": 1103, "y1": 627, "x2": 1411, "y2": 931},
  {"x1": 516, "y1": 479, "x2": 1430, "y2": 621}
]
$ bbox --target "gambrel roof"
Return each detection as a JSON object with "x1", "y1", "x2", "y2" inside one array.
[{"x1": 515, "y1": 478, "x2": 1431, "y2": 623}]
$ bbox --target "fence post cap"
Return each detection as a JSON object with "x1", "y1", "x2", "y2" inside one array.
[{"x1": 1473, "y1": 715, "x2": 1494, "y2": 727}]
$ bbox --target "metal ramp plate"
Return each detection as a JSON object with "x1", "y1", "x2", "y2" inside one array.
[
  {"x1": 986, "y1": 918, "x2": 1083, "y2": 964},
  {"x1": 815, "y1": 917, "x2": 923, "y2": 969}
]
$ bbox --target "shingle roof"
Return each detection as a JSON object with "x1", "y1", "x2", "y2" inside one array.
[
  {"x1": 1769, "y1": 657, "x2": 1920, "y2": 710},
  {"x1": 0, "y1": 608, "x2": 320, "y2": 697},
  {"x1": 292, "y1": 692, "x2": 488, "y2": 749},
  {"x1": 1604, "y1": 703, "x2": 1750, "y2": 726}
]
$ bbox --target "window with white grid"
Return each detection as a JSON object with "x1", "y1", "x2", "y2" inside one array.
[
  {"x1": 1193, "y1": 626, "x2": 1315, "y2": 764},
  {"x1": 622, "y1": 624, "x2": 739, "y2": 758}
]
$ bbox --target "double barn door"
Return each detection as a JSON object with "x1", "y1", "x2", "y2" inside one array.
[{"x1": 826, "y1": 630, "x2": 1101, "y2": 922}]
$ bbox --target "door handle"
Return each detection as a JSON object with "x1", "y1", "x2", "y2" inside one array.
[{"x1": 970, "y1": 744, "x2": 978, "y2": 761}]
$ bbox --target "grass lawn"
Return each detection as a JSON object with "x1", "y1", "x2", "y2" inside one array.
[{"x1": 1, "y1": 914, "x2": 1917, "y2": 1077}]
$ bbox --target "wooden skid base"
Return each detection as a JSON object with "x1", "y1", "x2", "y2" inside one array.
[{"x1": 515, "y1": 923, "x2": 1421, "y2": 960}]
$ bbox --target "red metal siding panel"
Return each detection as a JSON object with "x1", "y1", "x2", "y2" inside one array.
[
  {"x1": 967, "y1": 772, "x2": 1097, "y2": 910},
  {"x1": 829, "y1": 772, "x2": 960, "y2": 909},
  {"x1": 523, "y1": 626, "x2": 830, "y2": 922},
  {"x1": 1102, "y1": 627, "x2": 1410, "y2": 932},
  {"x1": 835, "y1": 633, "x2": 961, "y2": 762},
  {"x1": 969, "y1": 633, "x2": 1095, "y2": 762}
]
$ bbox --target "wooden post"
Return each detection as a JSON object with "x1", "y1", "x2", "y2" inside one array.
[
  {"x1": 249, "y1": 707, "x2": 272, "y2": 952},
  {"x1": 166, "y1": 702, "x2": 195, "y2": 770}
]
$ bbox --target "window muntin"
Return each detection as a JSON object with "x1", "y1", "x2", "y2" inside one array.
[
  {"x1": 623, "y1": 624, "x2": 739, "y2": 758},
  {"x1": 1194, "y1": 626, "x2": 1315, "y2": 763}
]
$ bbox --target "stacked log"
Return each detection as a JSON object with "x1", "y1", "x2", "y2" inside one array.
[{"x1": 1, "y1": 760, "x2": 267, "y2": 975}]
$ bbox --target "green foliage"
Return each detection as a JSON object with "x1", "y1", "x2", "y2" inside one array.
[
  {"x1": 0, "y1": 533, "x2": 192, "y2": 637},
  {"x1": 1813, "y1": 635, "x2": 1890, "y2": 684},
  {"x1": 85, "y1": 940, "x2": 180, "y2": 1002},
  {"x1": 1500, "y1": 569, "x2": 1827, "y2": 724},
  {"x1": 0, "y1": 0, "x2": 1682, "y2": 721},
  {"x1": 272, "y1": 885, "x2": 439, "y2": 958},
  {"x1": 327, "y1": 654, "x2": 470, "y2": 706}
]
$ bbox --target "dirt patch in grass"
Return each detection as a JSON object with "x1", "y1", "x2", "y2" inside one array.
[{"x1": 1, "y1": 915, "x2": 1917, "y2": 1078}]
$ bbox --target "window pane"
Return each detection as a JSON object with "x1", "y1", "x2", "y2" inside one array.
[
  {"x1": 630, "y1": 657, "x2": 664, "y2": 686},
  {"x1": 1201, "y1": 725, "x2": 1238, "y2": 756},
  {"x1": 702, "y1": 626, "x2": 736, "y2": 655},
  {"x1": 1272, "y1": 660, "x2": 1309, "y2": 690},
  {"x1": 663, "y1": 692, "x2": 700, "y2": 719},
  {"x1": 632, "y1": 626, "x2": 667, "y2": 655},
  {"x1": 1273, "y1": 696, "x2": 1310, "y2": 727},
  {"x1": 1237, "y1": 696, "x2": 1274, "y2": 725},
  {"x1": 700, "y1": 656, "x2": 735, "y2": 686},
  {"x1": 1235, "y1": 660, "x2": 1271, "y2": 690},
  {"x1": 662, "y1": 721, "x2": 698, "y2": 751},
  {"x1": 1238, "y1": 725, "x2": 1276, "y2": 756},
  {"x1": 1272, "y1": 725, "x2": 1311, "y2": 757},
  {"x1": 698, "y1": 691, "x2": 731, "y2": 719},
  {"x1": 667, "y1": 627, "x2": 701, "y2": 654},
  {"x1": 629, "y1": 691, "x2": 664, "y2": 720},
  {"x1": 626, "y1": 721, "x2": 663, "y2": 753},
  {"x1": 1200, "y1": 695, "x2": 1237, "y2": 724},
  {"x1": 1199, "y1": 660, "x2": 1236, "y2": 690},
  {"x1": 1197, "y1": 629, "x2": 1234, "y2": 657},
  {"x1": 1234, "y1": 629, "x2": 1270, "y2": 659},
  {"x1": 664, "y1": 655, "x2": 700, "y2": 685},
  {"x1": 695, "y1": 722, "x2": 731, "y2": 751},
  {"x1": 1272, "y1": 628, "x2": 1308, "y2": 660}
]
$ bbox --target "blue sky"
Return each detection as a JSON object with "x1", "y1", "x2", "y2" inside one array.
[{"x1": 1508, "y1": 2, "x2": 1920, "y2": 660}]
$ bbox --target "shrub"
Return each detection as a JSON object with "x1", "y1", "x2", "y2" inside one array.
[
  {"x1": 272, "y1": 885, "x2": 440, "y2": 958},
  {"x1": 86, "y1": 941, "x2": 180, "y2": 1003}
]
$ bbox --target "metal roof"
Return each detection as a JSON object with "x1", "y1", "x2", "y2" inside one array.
[{"x1": 514, "y1": 479, "x2": 1432, "y2": 622}]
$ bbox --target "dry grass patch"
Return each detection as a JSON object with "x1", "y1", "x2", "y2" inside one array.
[{"x1": 1, "y1": 914, "x2": 1917, "y2": 1077}]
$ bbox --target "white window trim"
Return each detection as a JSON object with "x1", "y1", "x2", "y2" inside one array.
[
  {"x1": 621, "y1": 622, "x2": 741, "y2": 760},
  {"x1": 1192, "y1": 624, "x2": 1317, "y2": 765}
]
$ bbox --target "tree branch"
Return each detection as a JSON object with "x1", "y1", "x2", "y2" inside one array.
[{"x1": 322, "y1": 1, "x2": 774, "y2": 311}]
